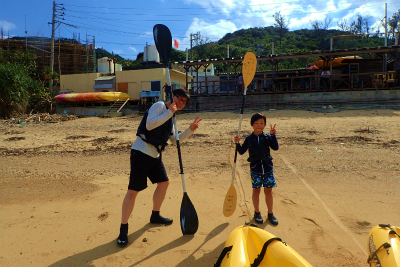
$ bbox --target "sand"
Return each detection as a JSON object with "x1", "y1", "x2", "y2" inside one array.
[{"x1": 1, "y1": 108, "x2": 400, "y2": 267}]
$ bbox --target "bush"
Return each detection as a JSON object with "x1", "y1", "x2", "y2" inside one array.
[{"x1": 0, "y1": 49, "x2": 50, "y2": 118}]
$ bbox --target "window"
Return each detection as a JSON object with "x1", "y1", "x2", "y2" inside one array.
[{"x1": 151, "y1": 80, "x2": 161, "y2": 91}]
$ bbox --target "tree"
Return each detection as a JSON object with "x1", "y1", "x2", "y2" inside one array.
[
  {"x1": 311, "y1": 20, "x2": 323, "y2": 31},
  {"x1": 337, "y1": 19, "x2": 349, "y2": 32},
  {"x1": 312, "y1": 15, "x2": 332, "y2": 30},
  {"x1": 388, "y1": 10, "x2": 400, "y2": 39},
  {"x1": 273, "y1": 11, "x2": 290, "y2": 45},
  {"x1": 0, "y1": 49, "x2": 50, "y2": 118}
]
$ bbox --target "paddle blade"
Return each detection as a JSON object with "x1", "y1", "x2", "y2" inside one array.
[
  {"x1": 180, "y1": 192, "x2": 199, "y2": 235},
  {"x1": 223, "y1": 184, "x2": 237, "y2": 217},
  {"x1": 153, "y1": 24, "x2": 172, "y2": 67},
  {"x1": 242, "y1": 52, "x2": 257, "y2": 88}
]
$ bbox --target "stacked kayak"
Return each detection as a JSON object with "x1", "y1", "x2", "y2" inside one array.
[
  {"x1": 55, "y1": 92, "x2": 132, "y2": 103},
  {"x1": 214, "y1": 224, "x2": 312, "y2": 267},
  {"x1": 367, "y1": 224, "x2": 400, "y2": 267},
  {"x1": 314, "y1": 56, "x2": 362, "y2": 69}
]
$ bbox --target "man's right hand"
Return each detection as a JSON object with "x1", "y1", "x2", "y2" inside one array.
[{"x1": 169, "y1": 102, "x2": 178, "y2": 113}]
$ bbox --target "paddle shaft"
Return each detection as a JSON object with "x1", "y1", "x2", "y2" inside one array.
[
  {"x1": 231, "y1": 85, "x2": 248, "y2": 184},
  {"x1": 166, "y1": 68, "x2": 187, "y2": 193}
]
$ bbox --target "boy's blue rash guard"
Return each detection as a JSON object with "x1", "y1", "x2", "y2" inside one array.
[{"x1": 236, "y1": 132, "x2": 279, "y2": 174}]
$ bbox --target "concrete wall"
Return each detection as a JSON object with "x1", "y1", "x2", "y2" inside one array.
[
  {"x1": 60, "y1": 73, "x2": 101, "y2": 93},
  {"x1": 116, "y1": 68, "x2": 163, "y2": 101}
]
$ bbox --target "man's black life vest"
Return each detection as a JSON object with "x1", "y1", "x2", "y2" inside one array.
[
  {"x1": 247, "y1": 133, "x2": 272, "y2": 163},
  {"x1": 136, "y1": 106, "x2": 173, "y2": 153}
]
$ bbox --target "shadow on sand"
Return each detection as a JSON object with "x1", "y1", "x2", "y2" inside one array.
[
  {"x1": 130, "y1": 222, "x2": 229, "y2": 266},
  {"x1": 48, "y1": 223, "x2": 156, "y2": 266},
  {"x1": 48, "y1": 223, "x2": 229, "y2": 266}
]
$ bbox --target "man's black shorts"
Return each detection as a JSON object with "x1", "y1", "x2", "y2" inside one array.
[{"x1": 128, "y1": 149, "x2": 168, "y2": 191}]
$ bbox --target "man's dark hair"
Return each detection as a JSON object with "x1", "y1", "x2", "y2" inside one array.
[
  {"x1": 251, "y1": 113, "x2": 266, "y2": 125},
  {"x1": 173, "y1": 89, "x2": 190, "y2": 100}
]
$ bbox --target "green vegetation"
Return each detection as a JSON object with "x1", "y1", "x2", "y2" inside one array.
[{"x1": 0, "y1": 49, "x2": 51, "y2": 119}]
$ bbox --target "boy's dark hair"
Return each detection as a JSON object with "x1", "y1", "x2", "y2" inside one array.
[
  {"x1": 251, "y1": 113, "x2": 266, "y2": 125},
  {"x1": 173, "y1": 89, "x2": 190, "y2": 101}
]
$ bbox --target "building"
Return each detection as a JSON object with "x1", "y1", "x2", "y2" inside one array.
[{"x1": 60, "y1": 57, "x2": 192, "y2": 102}]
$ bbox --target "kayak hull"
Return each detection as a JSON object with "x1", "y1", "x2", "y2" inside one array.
[
  {"x1": 315, "y1": 56, "x2": 362, "y2": 69},
  {"x1": 217, "y1": 225, "x2": 313, "y2": 267},
  {"x1": 367, "y1": 224, "x2": 400, "y2": 267},
  {"x1": 55, "y1": 92, "x2": 131, "y2": 102}
]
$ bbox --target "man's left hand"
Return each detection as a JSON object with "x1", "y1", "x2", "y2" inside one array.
[{"x1": 190, "y1": 116, "x2": 202, "y2": 131}]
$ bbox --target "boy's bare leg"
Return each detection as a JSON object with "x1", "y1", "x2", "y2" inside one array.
[
  {"x1": 252, "y1": 188, "x2": 261, "y2": 212},
  {"x1": 264, "y1": 188, "x2": 273, "y2": 213}
]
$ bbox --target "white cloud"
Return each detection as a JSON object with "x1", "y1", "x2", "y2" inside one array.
[
  {"x1": 129, "y1": 47, "x2": 138, "y2": 53},
  {"x1": 181, "y1": 0, "x2": 396, "y2": 34},
  {"x1": 0, "y1": 20, "x2": 17, "y2": 32}
]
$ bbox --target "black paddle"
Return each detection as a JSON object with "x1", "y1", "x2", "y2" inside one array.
[{"x1": 153, "y1": 24, "x2": 199, "y2": 235}]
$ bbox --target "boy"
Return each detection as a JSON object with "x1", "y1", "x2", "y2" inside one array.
[
  {"x1": 234, "y1": 113, "x2": 279, "y2": 225},
  {"x1": 117, "y1": 89, "x2": 202, "y2": 247}
]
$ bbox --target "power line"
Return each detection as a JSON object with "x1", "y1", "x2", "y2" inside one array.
[{"x1": 64, "y1": 1, "x2": 400, "y2": 12}]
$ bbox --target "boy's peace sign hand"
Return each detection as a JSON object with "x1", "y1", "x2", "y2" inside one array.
[
  {"x1": 270, "y1": 124, "x2": 277, "y2": 135},
  {"x1": 190, "y1": 116, "x2": 202, "y2": 131}
]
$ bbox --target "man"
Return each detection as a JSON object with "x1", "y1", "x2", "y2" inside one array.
[
  {"x1": 163, "y1": 82, "x2": 171, "y2": 101},
  {"x1": 117, "y1": 88, "x2": 202, "y2": 247},
  {"x1": 320, "y1": 68, "x2": 330, "y2": 90}
]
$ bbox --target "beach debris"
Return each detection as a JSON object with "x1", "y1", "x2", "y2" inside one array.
[
  {"x1": 2, "y1": 113, "x2": 82, "y2": 125},
  {"x1": 142, "y1": 238, "x2": 148, "y2": 242},
  {"x1": 5, "y1": 136, "x2": 25, "y2": 141},
  {"x1": 98, "y1": 212, "x2": 109, "y2": 221}
]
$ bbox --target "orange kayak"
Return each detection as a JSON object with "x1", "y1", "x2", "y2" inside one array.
[{"x1": 55, "y1": 92, "x2": 131, "y2": 102}]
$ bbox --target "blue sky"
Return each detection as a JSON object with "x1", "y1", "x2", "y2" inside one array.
[{"x1": 1, "y1": 0, "x2": 399, "y2": 60}]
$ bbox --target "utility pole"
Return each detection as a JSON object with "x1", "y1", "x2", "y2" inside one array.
[
  {"x1": 93, "y1": 36, "x2": 96, "y2": 72},
  {"x1": 189, "y1": 32, "x2": 200, "y2": 76},
  {"x1": 49, "y1": 1, "x2": 56, "y2": 93},
  {"x1": 256, "y1": 44, "x2": 264, "y2": 71},
  {"x1": 384, "y1": 3, "x2": 388, "y2": 72},
  {"x1": 190, "y1": 34, "x2": 193, "y2": 61},
  {"x1": 25, "y1": 15, "x2": 28, "y2": 50},
  {"x1": 189, "y1": 32, "x2": 201, "y2": 60},
  {"x1": 48, "y1": 1, "x2": 74, "y2": 93}
]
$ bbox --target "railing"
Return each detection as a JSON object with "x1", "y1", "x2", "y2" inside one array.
[{"x1": 188, "y1": 71, "x2": 398, "y2": 95}]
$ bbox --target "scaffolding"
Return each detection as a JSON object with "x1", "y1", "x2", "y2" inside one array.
[{"x1": 0, "y1": 39, "x2": 96, "y2": 75}]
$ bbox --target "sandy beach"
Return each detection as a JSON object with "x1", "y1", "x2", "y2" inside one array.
[{"x1": 1, "y1": 108, "x2": 400, "y2": 266}]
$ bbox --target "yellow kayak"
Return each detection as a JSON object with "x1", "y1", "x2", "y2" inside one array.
[
  {"x1": 215, "y1": 224, "x2": 313, "y2": 267},
  {"x1": 314, "y1": 56, "x2": 362, "y2": 69},
  {"x1": 367, "y1": 224, "x2": 400, "y2": 266}
]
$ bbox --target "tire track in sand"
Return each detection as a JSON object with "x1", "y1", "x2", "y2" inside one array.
[{"x1": 278, "y1": 152, "x2": 367, "y2": 256}]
